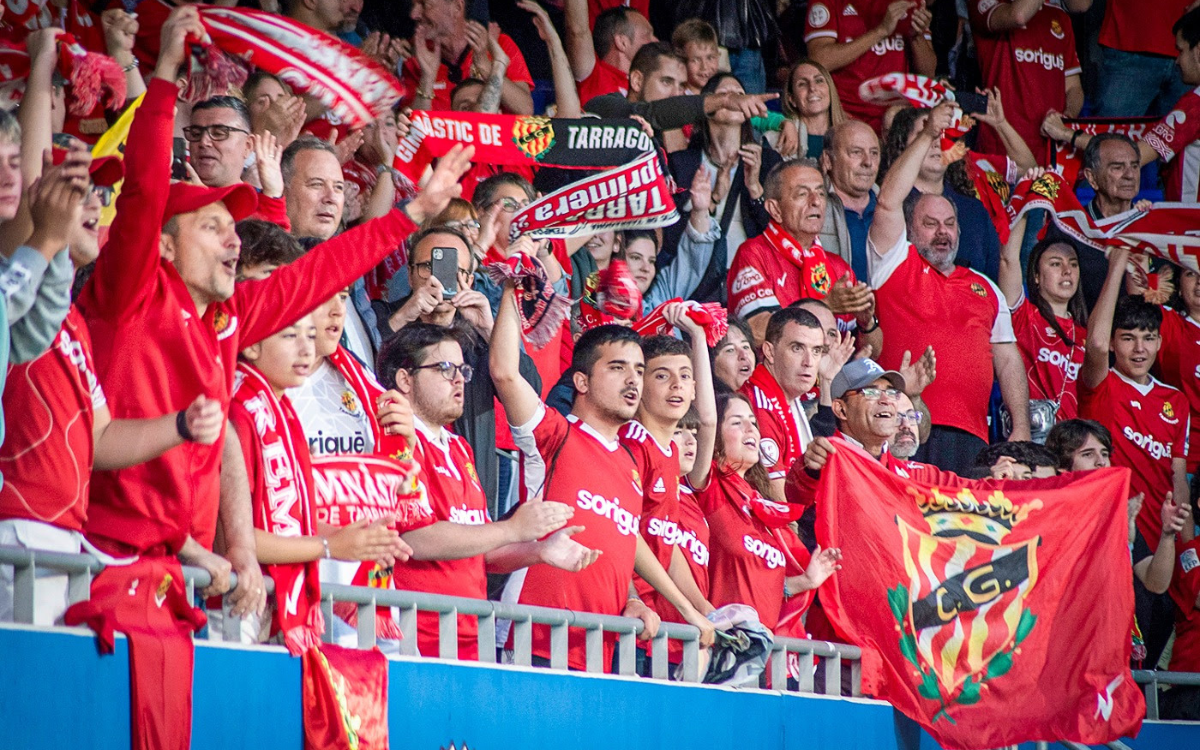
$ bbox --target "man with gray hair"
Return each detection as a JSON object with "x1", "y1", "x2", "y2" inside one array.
[
  {"x1": 821, "y1": 119, "x2": 881, "y2": 281},
  {"x1": 869, "y1": 100, "x2": 1030, "y2": 474},
  {"x1": 726, "y1": 159, "x2": 879, "y2": 348}
]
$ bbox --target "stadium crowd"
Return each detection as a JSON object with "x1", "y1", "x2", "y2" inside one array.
[{"x1": 0, "y1": 0, "x2": 1199, "y2": 720}]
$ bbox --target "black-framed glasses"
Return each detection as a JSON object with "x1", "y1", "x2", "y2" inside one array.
[
  {"x1": 849, "y1": 387, "x2": 902, "y2": 401},
  {"x1": 411, "y1": 361, "x2": 473, "y2": 383},
  {"x1": 411, "y1": 261, "x2": 473, "y2": 282},
  {"x1": 89, "y1": 183, "x2": 114, "y2": 207},
  {"x1": 488, "y1": 196, "x2": 529, "y2": 214},
  {"x1": 898, "y1": 411, "x2": 924, "y2": 425},
  {"x1": 182, "y1": 124, "x2": 250, "y2": 142}
]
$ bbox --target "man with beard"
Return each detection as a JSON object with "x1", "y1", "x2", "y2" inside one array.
[
  {"x1": 892, "y1": 392, "x2": 923, "y2": 460},
  {"x1": 869, "y1": 101, "x2": 1030, "y2": 473},
  {"x1": 490, "y1": 272, "x2": 716, "y2": 672}
]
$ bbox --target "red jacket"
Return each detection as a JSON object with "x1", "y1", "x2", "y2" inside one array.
[{"x1": 77, "y1": 78, "x2": 418, "y2": 556}]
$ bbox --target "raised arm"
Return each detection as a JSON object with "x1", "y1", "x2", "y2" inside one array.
[
  {"x1": 974, "y1": 88, "x2": 1038, "y2": 173},
  {"x1": 563, "y1": 0, "x2": 596, "y2": 82},
  {"x1": 998, "y1": 208, "x2": 1030, "y2": 308},
  {"x1": 1042, "y1": 112, "x2": 1160, "y2": 166},
  {"x1": 871, "y1": 101, "x2": 954, "y2": 258},
  {"x1": 1080, "y1": 244, "x2": 1130, "y2": 389},
  {"x1": 522, "y1": 0, "x2": 582, "y2": 118},
  {"x1": 490, "y1": 282, "x2": 544, "y2": 427}
]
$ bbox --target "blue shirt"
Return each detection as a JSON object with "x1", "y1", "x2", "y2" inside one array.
[{"x1": 843, "y1": 191, "x2": 877, "y2": 282}]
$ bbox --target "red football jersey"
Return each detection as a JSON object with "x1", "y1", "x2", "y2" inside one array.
[
  {"x1": 1099, "y1": 0, "x2": 1191, "y2": 59},
  {"x1": 803, "y1": 0, "x2": 924, "y2": 129},
  {"x1": 727, "y1": 234, "x2": 855, "y2": 321},
  {"x1": 620, "y1": 421, "x2": 681, "y2": 599},
  {"x1": 1078, "y1": 370, "x2": 1188, "y2": 547},
  {"x1": 587, "y1": 0, "x2": 650, "y2": 27},
  {"x1": 741, "y1": 364, "x2": 814, "y2": 482},
  {"x1": 0, "y1": 307, "x2": 103, "y2": 531},
  {"x1": 506, "y1": 405, "x2": 643, "y2": 670},
  {"x1": 1011, "y1": 296, "x2": 1085, "y2": 420},
  {"x1": 400, "y1": 33, "x2": 534, "y2": 112},
  {"x1": 970, "y1": 0, "x2": 1082, "y2": 158},
  {"x1": 76, "y1": 79, "x2": 419, "y2": 557},
  {"x1": 1144, "y1": 85, "x2": 1200, "y2": 203},
  {"x1": 642, "y1": 484, "x2": 710, "y2": 662},
  {"x1": 696, "y1": 465, "x2": 787, "y2": 629},
  {"x1": 579, "y1": 58, "x2": 629, "y2": 107},
  {"x1": 396, "y1": 417, "x2": 490, "y2": 660},
  {"x1": 1168, "y1": 539, "x2": 1200, "y2": 672},
  {"x1": 871, "y1": 234, "x2": 1015, "y2": 441},
  {"x1": 1155, "y1": 308, "x2": 1200, "y2": 474}
]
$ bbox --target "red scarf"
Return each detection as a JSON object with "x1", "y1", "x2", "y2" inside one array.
[
  {"x1": 857, "y1": 73, "x2": 973, "y2": 149},
  {"x1": 484, "y1": 251, "x2": 571, "y2": 348},
  {"x1": 0, "y1": 32, "x2": 125, "y2": 114},
  {"x1": 232, "y1": 363, "x2": 324, "y2": 655},
  {"x1": 326, "y1": 345, "x2": 410, "y2": 461},
  {"x1": 714, "y1": 463, "x2": 803, "y2": 528},
  {"x1": 634, "y1": 298, "x2": 729, "y2": 346},
  {"x1": 194, "y1": 8, "x2": 403, "y2": 128},
  {"x1": 762, "y1": 222, "x2": 835, "y2": 298},
  {"x1": 744, "y1": 363, "x2": 803, "y2": 470}
]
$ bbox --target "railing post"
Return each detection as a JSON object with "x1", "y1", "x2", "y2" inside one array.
[
  {"x1": 223, "y1": 601, "x2": 243, "y2": 643},
  {"x1": 1144, "y1": 678, "x2": 1159, "y2": 720},
  {"x1": 439, "y1": 609, "x2": 459, "y2": 660},
  {"x1": 850, "y1": 656, "x2": 862, "y2": 696},
  {"x1": 824, "y1": 653, "x2": 842, "y2": 696},
  {"x1": 549, "y1": 619, "x2": 569, "y2": 670},
  {"x1": 680, "y1": 638, "x2": 700, "y2": 683},
  {"x1": 66, "y1": 567, "x2": 92, "y2": 608},
  {"x1": 616, "y1": 630, "x2": 636, "y2": 676},
  {"x1": 12, "y1": 558, "x2": 34, "y2": 624},
  {"x1": 477, "y1": 611, "x2": 497, "y2": 664},
  {"x1": 321, "y1": 596, "x2": 335, "y2": 644},
  {"x1": 650, "y1": 632, "x2": 669, "y2": 680},
  {"x1": 796, "y1": 648, "x2": 814, "y2": 693},
  {"x1": 356, "y1": 600, "x2": 377, "y2": 649},
  {"x1": 770, "y1": 647, "x2": 788, "y2": 690},
  {"x1": 513, "y1": 617, "x2": 532, "y2": 666},
  {"x1": 585, "y1": 625, "x2": 604, "y2": 673},
  {"x1": 396, "y1": 604, "x2": 419, "y2": 656}
]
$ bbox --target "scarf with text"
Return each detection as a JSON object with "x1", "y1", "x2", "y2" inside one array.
[
  {"x1": 312, "y1": 453, "x2": 430, "y2": 641},
  {"x1": 633, "y1": 299, "x2": 729, "y2": 347},
  {"x1": 392, "y1": 110, "x2": 655, "y2": 188},
  {"x1": 485, "y1": 250, "x2": 572, "y2": 348},
  {"x1": 192, "y1": 8, "x2": 402, "y2": 128},
  {"x1": 508, "y1": 150, "x2": 679, "y2": 240},
  {"x1": 857, "y1": 73, "x2": 973, "y2": 148},
  {"x1": 1046, "y1": 116, "x2": 1156, "y2": 186},
  {"x1": 232, "y1": 363, "x2": 324, "y2": 655},
  {"x1": 1009, "y1": 171, "x2": 1200, "y2": 273},
  {"x1": 744, "y1": 363, "x2": 803, "y2": 474},
  {"x1": 762, "y1": 222, "x2": 837, "y2": 298},
  {"x1": 0, "y1": 32, "x2": 125, "y2": 113}
]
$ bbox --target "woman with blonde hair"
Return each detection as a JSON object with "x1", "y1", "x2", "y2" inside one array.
[{"x1": 774, "y1": 58, "x2": 846, "y2": 161}]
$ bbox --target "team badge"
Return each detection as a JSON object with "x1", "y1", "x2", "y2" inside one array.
[
  {"x1": 340, "y1": 390, "x2": 360, "y2": 415},
  {"x1": 155, "y1": 573, "x2": 173, "y2": 608},
  {"x1": 890, "y1": 487, "x2": 1041, "y2": 720},
  {"x1": 970, "y1": 282, "x2": 987, "y2": 297},
  {"x1": 1030, "y1": 172, "x2": 1061, "y2": 200},
  {"x1": 1049, "y1": 19, "x2": 1065, "y2": 40},
  {"x1": 982, "y1": 169, "x2": 1011, "y2": 203},
  {"x1": 810, "y1": 262, "x2": 832, "y2": 295},
  {"x1": 808, "y1": 3, "x2": 830, "y2": 27},
  {"x1": 465, "y1": 461, "x2": 479, "y2": 486},
  {"x1": 512, "y1": 116, "x2": 555, "y2": 161},
  {"x1": 631, "y1": 468, "x2": 643, "y2": 494},
  {"x1": 212, "y1": 309, "x2": 238, "y2": 341},
  {"x1": 1163, "y1": 402, "x2": 1176, "y2": 420}
]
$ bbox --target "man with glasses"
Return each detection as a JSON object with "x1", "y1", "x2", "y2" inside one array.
[
  {"x1": 185, "y1": 96, "x2": 290, "y2": 228},
  {"x1": 383, "y1": 226, "x2": 541, "y2": 506},
  {"x1": 376, "y1": 322, "x2": 599, "y2": 660}
]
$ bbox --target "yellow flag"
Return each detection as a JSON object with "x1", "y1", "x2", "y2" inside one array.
[{"x1": 92, "y1": 93, "x2": 145, "y2": 227}]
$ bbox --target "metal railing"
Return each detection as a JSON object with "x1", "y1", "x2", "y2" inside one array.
[
  {"x1": 0, "y1": 545, "x2": 861, "y2": 694},
  {"x1": 1133, "y1": 669, "x2": 1200, "y2": 720}
]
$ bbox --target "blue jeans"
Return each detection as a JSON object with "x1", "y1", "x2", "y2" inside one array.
[
  {"x1": 727, "y1": 48, "x2": 766, "y2": 95},
  {"x1": 1094, "y1": 46, "x2": 1193, "y2": 117}
]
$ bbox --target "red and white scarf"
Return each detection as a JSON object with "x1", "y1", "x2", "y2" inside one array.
[
  {"x1": 194, "y1": 8, "x2": 403, "y2": 128},
  {"x1": 232, "y1": 363, "x2": 324, "y2": 656},
  {"x1": 858, "y1": 73, "x2": 973, "y2": 149},
  {"x1": 744, "y1": 363, "x2": 804, "y2": 471},
  {"x1": 714, "y1": 463, "x2": 803, "y2": 528},
  {"x1": 485, "y1": 251, "x2": 572, "y2": 348},
  {"x1": 634, "y1": 298, "x2": 728, "y2": 346},
  {"x1": 326, "y1": 345, "x2": 410, "y2": 461},
  {"x1": 762, "y1": 222, "x2": 836, "y2": 298},
  {"x1": 0, "y1": 32, "x2": 125, "y2": 113}
]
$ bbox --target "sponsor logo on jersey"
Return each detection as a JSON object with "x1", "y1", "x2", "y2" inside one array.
[
  {"x1": 743, "y1": 534, "x2": 785, "y2": 569},
  {"x1": 1131, "y1": 400, "x2": 1142, "y2": 410},
  {"x1": 652, "y1": 477, "x2": 666, "y2": 494},
  {"x1": 759, "y1": 437, "x2": 781, "y2": 467},
  {"x1": 843, "y1": 4, "x2": 858, "y2": 15},
  {"x1": 1015, "y1": 47, "x2": 1065, "y2": 71},
  {"x1": 449, "y1": 505, "x2": 487, "y2": 525},
  {"x1": 971, "y1": 282, "x2": 987, "y2": 297},
  {"x1": 1122, "y1": 425, "x2": 1171, "y2": 461},
  {"x1": 647, "y1": 518, "x2": 710, "y2": 564},
  {"x1": 1049, "y1": 19, "x2": 1065, "y2": 40},
  {"x1": 808, "y1": 3, "x2": 830, "y2": 27},
  {"x1": 577, "y1": 489, "x2": 641, "y2": 536},
  {"x1": 872, "y1": 36, "x2": 906, "y2": 56},
  {"x1": 1036, "y1": 347, "x2": 1080, "y2": 380},
  {"x1": 731, "y1": 266, "x2": 766, "y2": 295}
]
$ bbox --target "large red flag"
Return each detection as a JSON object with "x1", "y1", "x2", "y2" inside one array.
[
  {"x1": 302, "y1": 643, "x2": 390, "y2": 750},
  {"x1": 814, "y1": 441, "x2": 1143, "y2": 749}
]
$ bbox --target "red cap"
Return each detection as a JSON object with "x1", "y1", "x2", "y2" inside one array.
[
  {"x1": 50, "y1": 146, "x2": 124, "y2": 187},
  {"x1": 163, "y1": 182, "x2": 259, "y2": 226}
]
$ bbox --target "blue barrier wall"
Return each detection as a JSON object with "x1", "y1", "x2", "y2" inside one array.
[{"x1": 1, "y1": 625, "x2": 1197, "y2": 750}]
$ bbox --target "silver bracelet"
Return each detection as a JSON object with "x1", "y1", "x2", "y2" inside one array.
[{"x1": 320, "y1": 536, "x2": 332, "y2": 559}]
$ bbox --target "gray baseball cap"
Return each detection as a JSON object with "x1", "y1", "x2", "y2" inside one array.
[{"x1": 830, "y1": 358, "x2": 906, "y2": 400}]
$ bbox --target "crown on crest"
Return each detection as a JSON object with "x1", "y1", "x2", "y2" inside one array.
[{"x1": 906, "y1": 487, "x2": 1042, "y2": 544}]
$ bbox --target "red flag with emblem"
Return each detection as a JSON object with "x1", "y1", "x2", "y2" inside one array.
[
  {"x1": 302, "y1": 642, "x2": 389, "y2": 750},
  {"x1": 814, "y1": 440, "x2": 1143, "y2": 749}
]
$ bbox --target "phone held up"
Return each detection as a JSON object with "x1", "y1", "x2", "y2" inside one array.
[{"x1": 431, "y1": 246, "x2": 460, "y2": 300}]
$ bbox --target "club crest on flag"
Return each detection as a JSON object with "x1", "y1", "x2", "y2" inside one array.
[
  {"x1": 1029, "y1": 173, "x2": 1061, "y2": 201},
  {"x1": 512, "y1": 116, "x2": 555, "y2": 161},
  {"x1": 890, "y1": 487, "x2": 1042, "y2": 721}
]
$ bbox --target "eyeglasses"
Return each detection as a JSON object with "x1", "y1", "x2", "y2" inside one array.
[
  {"x1": 182, "y1": 124, "x2": 250, "y2": 142},
  {"x1": 443, "y1": 219, "x2": 480, "y2": 232},
  {"x1": 411, "y1": 261, "x2": 473, "y2": 282},
  {"x1": 489, "y1": 197, "x2": 529, "y2": 214},
  {"x1": 411, "y1": 361, "x2": 473, "y2": 383},
  {"x1": 849, "y1": 387, "x2": 902, "y2": 401},
  {"x1": 898, "y1": 411, "x2": 924, "y2": 425},
  {"x1": 89, "y1": 183, "x2": 114, "y2": 207}
]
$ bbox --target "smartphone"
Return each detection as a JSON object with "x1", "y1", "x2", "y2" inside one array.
[
  {"x1": 431, "y1": 246, "x2": 459, "y2": 299},
  {"x1": 467, "y1": 0, "x2": 489, "y2": 25},
  {"x1": 955, "y1": 91, "x2": 988, "y2": 117},
  {"x1": 171, "y1": 137, "x2": 188, "y2": 181}
]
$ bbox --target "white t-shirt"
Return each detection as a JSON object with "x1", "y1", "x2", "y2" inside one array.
[{"x1": 286, "y1": 359, "x2": 377, "y2": 457}]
